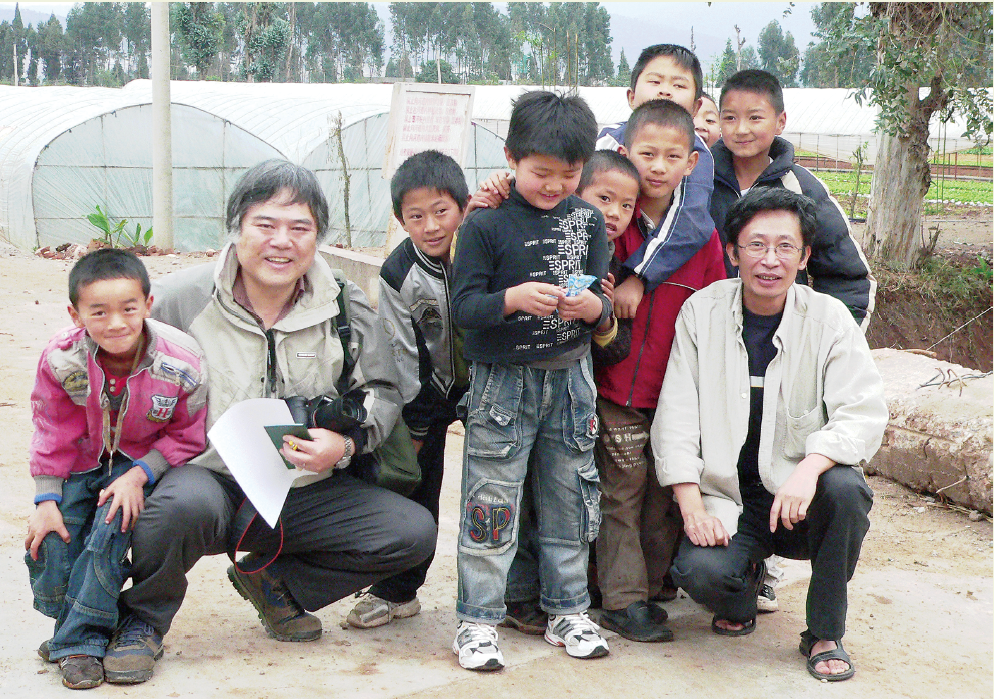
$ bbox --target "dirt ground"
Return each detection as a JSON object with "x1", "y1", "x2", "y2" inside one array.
[{"x1": 0, "y1": 243, "x2": 991, "y2": 698}]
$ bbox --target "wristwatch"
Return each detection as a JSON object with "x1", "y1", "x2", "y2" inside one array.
[{"x1": 335, "y1": 436, "x2": 355, "y2": 470}]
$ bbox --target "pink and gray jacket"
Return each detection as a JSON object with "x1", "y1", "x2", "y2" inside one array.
[{"x1": 30, "y1": 319, "x2": 208, "y2": 503}]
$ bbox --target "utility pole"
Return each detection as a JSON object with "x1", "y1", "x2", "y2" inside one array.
[{"x1": 151, "y1": 2, "x2": 173, "y2": 250}]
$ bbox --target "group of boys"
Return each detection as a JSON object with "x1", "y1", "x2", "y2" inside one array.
[{"x1": 26, "y1": 39, "x2": 883, "y2": 692}]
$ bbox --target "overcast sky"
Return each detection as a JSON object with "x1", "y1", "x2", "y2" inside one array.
[{"x1": 2, "y1": 1, "x2": 819, "y2": 67}]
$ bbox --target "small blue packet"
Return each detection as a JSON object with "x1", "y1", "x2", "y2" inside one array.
[{"x1": 565, "y1": 274, "x2": 599, "y2": 297}]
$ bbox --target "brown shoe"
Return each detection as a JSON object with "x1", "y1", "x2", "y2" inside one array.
[
  {"x1": 59, "y1": 655, "x2": 104, "y2": 690},
  {"x1": 227, "y1": 562, "x2": 322, "y2": 642}
]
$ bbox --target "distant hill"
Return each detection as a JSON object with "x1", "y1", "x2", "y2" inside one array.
[{"x1": 0, "y1": 5, "x2": 67, "y2": 29}]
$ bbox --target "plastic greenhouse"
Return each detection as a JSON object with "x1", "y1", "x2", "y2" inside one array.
[{"x1": 0, "y1": 85, "x2": 284, "y2": 252}]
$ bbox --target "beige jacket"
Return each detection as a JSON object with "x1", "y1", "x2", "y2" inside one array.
[
  {"x1": 151, "y1": 243, "x2": 402, "y2": 486},
  {"x1": 651, "y1": 279, "x2": 888, "y2": 535}
]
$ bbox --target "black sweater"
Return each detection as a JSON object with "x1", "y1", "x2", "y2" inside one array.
[{"x1": 452, "y1": 188, "x2": 610, "y2": 364}]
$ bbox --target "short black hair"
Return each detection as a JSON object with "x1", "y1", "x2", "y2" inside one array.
[
  {"x1": 720, "y1": 69, "x2": 784, "y2": 114},
  {"x1": 504, "y1": 90, "x2": 597, "y2": 166},
  {"x1": 624, "y1": 98, "x2": 697, "y2": 152},
  {"x1": 630, "y1": 43, "x2": 703, "y2": 101},
  {"x1": 724, "y1": 188, "x2": 816, "y2": 249},
  {"x1": 700, "y1": 91, "x2": 716, "y2": 106},
  {"x1": 226, "y1": 160, "x2": 330, "y2": 241},
  {"x1": 390, "y1": 150, "x2": 469, "y2": 221},
  {"x1": 577, "y1": 150, "x2": 641, "y2": 195},
  {"x1": 69, "y1": 248, "x2": 151, "y2": 307}
]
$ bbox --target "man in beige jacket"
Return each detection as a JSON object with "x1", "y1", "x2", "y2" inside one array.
[{"x1": 651, "y1": 188, "x2": 887, "y2": 683}]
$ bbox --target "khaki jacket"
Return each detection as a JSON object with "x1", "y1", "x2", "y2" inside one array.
[
  {"x1": 651, "y1": 279, "x2": 888, "y2": 535},
  {"x1": 151, "y1": 243, "x2": 402, "y2": 486}
]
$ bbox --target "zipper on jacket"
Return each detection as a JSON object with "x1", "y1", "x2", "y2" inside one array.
[
  {"x1": 265, "y1": 329, "x2": 280, "y2": 397},
  {"x1": 441, "y1": 263, "x2": 458, "y2": 401},
  {"x1": 625, "y1": 289, "x2": 657, "y2": 407}
]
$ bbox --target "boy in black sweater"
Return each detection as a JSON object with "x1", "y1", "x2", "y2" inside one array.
[{"x1": 450, "y1": 90, "x2": 611, "y2": 671}]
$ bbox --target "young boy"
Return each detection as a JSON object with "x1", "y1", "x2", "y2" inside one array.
[
  {"x1": 712, "y1": 69, "x2": 875, "y2": 329},
  {"x1": 694, "y1": 92, "x2": 720, "y2": 148},
  {"x1": 596, "y1": 44, "x2": 716, "y2": 317},
  {"x1": 25, "y1": 249, "x2": 207, "y2": 690},
  {"x1": 347, "y1": 150, "x2": 470, "y2": 629},
  {"x1": 450, "y1": 90, "x2": 612, "y2": 671},
  {"x1": 594, "y1": 99, "x2": 726, "y2": 643}
]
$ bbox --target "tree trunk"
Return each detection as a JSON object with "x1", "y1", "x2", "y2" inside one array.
[{"x1": 864, "y1": 129, "x2": 929, "y2": 269}]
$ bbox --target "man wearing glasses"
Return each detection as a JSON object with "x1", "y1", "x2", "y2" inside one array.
[{"x1": 650, "y1": 188, "x2": 887, "y2": 683}]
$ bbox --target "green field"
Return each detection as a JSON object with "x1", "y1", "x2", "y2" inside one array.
[{"x1": 816, "y1": 170, "x2": 993, "y2": 205}]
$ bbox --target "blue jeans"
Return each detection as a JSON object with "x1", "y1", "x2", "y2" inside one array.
[
  {"x1": 25, "y1": 459, "x2": 148, "y2": 659},
  {"x1": 456, "y1": 359, "x2": 601, "y2": 623}
]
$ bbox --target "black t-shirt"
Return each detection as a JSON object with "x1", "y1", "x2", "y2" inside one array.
[{"x1": 736, "y1": 305, "x2": 783, "y2": 499}]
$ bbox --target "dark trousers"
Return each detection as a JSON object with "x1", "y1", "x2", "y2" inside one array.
[
  {"x1": 669, "y1": 465, "x2": 872, "y2": 641},
  {"x1": 120, "y1": 465, "x2": 437, "y2": 636},
  {"x1": 369, "y1": 419, "x2": 448, "y2": 603}
]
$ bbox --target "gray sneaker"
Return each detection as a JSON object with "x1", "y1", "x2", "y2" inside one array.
[
  {"x1": 347, "y1": 593, "x2": 421, "y2": 629},
  {"x1": 103, "y1": 616, "x2": 164, "y2": 684},
  {"x1": 59, "y1": 654, "x2": 104, "y2": 690},
  {"x1": 227, "y1": 563, "x2": 322, "y2": 641},
  {"x1": 757, "y1": 584, "x2": 779, "y2": 613}
]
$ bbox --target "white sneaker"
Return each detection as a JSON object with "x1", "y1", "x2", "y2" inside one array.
[
  {"x1": 347, "y1": 593, "x2": 421, "y2": 628},
  {"x1": 452, "y1": 621, "x2": 504, "y2": 671},
  {"x1": 757, "y1": 584, "x2": 779, "y2": 613},
  {"x1": 545, "y1": 612, "x2": 610, "y2": 659}
]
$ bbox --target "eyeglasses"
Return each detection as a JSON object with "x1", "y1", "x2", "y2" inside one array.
[{"x1": 737, "y1": 241, "x2": 803, "y2": 259}]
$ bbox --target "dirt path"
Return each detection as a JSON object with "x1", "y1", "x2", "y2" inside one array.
[{"x1": 0, "y1": 246, "x2": 990, "y2": 698}]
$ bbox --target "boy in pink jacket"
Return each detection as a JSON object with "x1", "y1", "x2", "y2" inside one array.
[{"x1": 25, "y1": 249, "x2": 207, "y2": 690}]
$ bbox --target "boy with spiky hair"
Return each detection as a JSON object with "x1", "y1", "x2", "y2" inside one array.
[
  {"x1": 451, "y1": 90, "x2": 612, "y2": 671},
  {"x1": 26, "y1": 248, "x2": 207, "y2": 690},
  {"x1": 348, "y1": 150, "x2": 470, "y2": 629},
  {"x1": 712, "y1": 69, "x2": 875, "y2": 328}
]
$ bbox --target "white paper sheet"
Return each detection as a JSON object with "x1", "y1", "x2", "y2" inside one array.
[{"x1": 207, "y1": 398, "x2": 314, "y2": 528}]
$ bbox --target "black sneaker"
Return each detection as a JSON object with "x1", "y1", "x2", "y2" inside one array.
[
  {"x1": 757, "y1": 583, "x2": 779, "y2": 613},
  {"x1": 59, "y1": 654, "x2": 104, "y2": 690},
  {"x1": 499, "y1": 600, "x2": 548, "y2": 635},
  {"x1": 599, "y1": 601, "x2": 674, "y2": 643}
]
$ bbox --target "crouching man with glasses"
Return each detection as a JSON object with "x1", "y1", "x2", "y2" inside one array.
[{"x1": 650, "y1": 188, "x2": 887, "y2": 682}]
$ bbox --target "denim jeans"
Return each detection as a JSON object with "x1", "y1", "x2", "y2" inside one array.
[
  {"x1": 25, "y1": 458, "x2": 148, "y2": 660},
  {"x1": 456, "y1": 359, "x2": 601, "y2": 623}
]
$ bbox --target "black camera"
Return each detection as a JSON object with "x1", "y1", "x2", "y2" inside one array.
[{"x1": 285, "y1": 391, "x2": 368, "y2": 434}]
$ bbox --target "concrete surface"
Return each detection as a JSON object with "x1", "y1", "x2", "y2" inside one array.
[{"x1": 871, "y1": 349, "x2": 993, "y2": 514}]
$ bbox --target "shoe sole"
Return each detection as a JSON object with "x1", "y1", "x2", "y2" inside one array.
[
  {"x1": 599, "y1": 614, "x2": 673, "y2": 643},
  {"x1": 104, "y1": 646, "x2": 164, "y2": 685},
  {"x1": 544, "y1": 631, "x2": 609, "y2": 659},
  {"x1": 63, "y1": 677, "x2": 104, "y2": 690},
  {"x1": 757, "y1": 598, "x2": 779, "y2": 613},
  {"x1": 347, "y1": 599, "x2": 421, "y2": 629},
  {"x1": 498, "y1": 615, "x2": 547, "y2": 636},
  {"x1": 228, "y1": 568, "x2": 322, "y2": 642}
]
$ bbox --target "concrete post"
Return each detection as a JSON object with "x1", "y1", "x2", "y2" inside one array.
[{"x1": 151, "y1": 2, "x2": 173, "y2": 250}]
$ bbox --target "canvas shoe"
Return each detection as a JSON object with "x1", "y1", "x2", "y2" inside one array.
[
  {"x1": 545, "y1": 612, "x2": 610, "y2": 659},
  {"x1": 452, "y1": 621, "x2": 504, "y2": 671},
  {"x1": 347, "y1": 593, "x2": 421, "y2": 628},
  {"x1": 103, "y1": 616, "x2": 164, "y2": 684},
  {"x1": 757, "y1": 583, "x2": 779, "y2": 613},
  {"x1": 59, "y1": 654, "x2": 104, "y2": 690}
]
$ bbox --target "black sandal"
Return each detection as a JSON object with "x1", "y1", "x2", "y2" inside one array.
[
  {"x1": 711, "y1": 615, "x2": 756, "y2": 636},
  {"x1": 799, "y1": 632, "x2": 856, "y2": 682}
]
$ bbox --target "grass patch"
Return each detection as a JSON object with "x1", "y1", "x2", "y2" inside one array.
[{"x1": 874, "y1": 255, "x2": 994, "y2": 310}]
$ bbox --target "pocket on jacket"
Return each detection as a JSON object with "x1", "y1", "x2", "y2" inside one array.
[{"x1": 782, "y1": 406, "x2": 826, "y2": 459}]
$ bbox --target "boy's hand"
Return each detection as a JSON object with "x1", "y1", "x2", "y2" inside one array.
[
  {"x1": 504, "y1": 282, "x2": 564, "y2": 317},
  {"x1": 600, "y1": 273, "x2": 616, "y2": 304},
  {"x1": 613, "y1": 276, "x2": 645, "y2": 319},
  {"x1": 557, "y1": 289, "x2": 603, "y2": 324},
  {"x1": 467, "y1": 170, "x2": 513, "y2": 212},
  {"x1": 98, "y1": 465, "x2": 149, "y2": 532},
  {"x1": 466, "y1": 190, "x2": 504, "y2": 214},
  {"x1": 25, "y1": 500, "x2": 70, "y2": 561}
]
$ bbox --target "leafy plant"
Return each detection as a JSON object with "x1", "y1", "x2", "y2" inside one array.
[{"x1": 85, "y1": 205, "x2": 153, "y2": 248}]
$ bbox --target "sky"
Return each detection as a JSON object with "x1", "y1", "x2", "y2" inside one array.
[{"x1": 0, "y1": 1, "x2": 820, "y2": 67}]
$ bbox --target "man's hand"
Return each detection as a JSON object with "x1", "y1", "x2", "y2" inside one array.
[
  {"x1": 557, "y1": 288, "x2": 603, "y2": 324},
  {"x1": 672, "y1": 482, "x2": 730, "y2": 547},
  {"x1": 613, "y1": 276, "x2": 645, "y2": 318},
  {"x1": 504, "y1": 282, "x2": 565, "y2": 317},
  {"x1": 411, "y1": 439, "x2": 423, "y2": 455},
  {"x1": 98, "y1": 465, "x2": 150, "y2": 532},
  {"x1": 25, "y1": 500, "x2": 70, "y2": 561},
  {"x1": 770, "y1": 453, "x2": 836, "y2": 532},
  {"x1": 281, "y1": 428, "x2": 347, "y2": 473}
]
